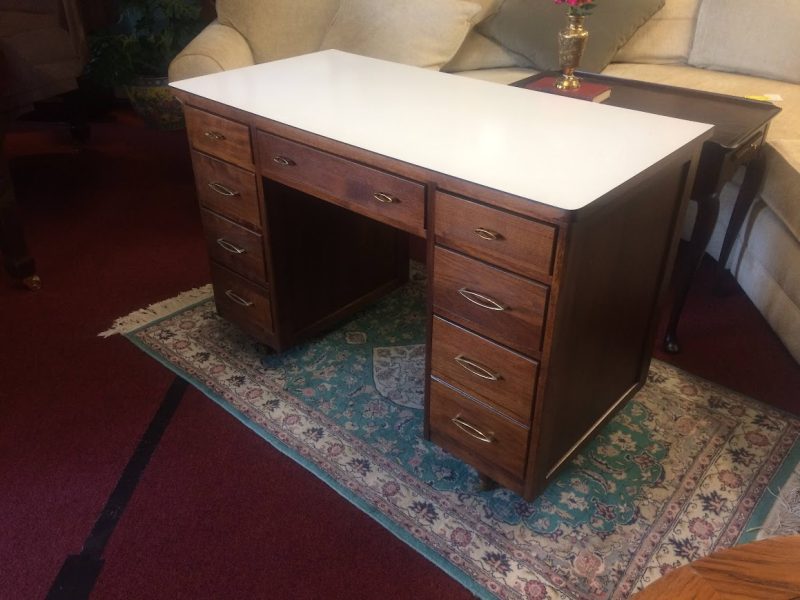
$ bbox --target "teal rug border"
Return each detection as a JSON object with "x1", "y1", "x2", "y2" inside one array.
[
  {"x1": 124, "y1": 300, "x2": 492, "y2": 600},
  {"x1": 739, "y1": 435, "x2": 800, "y2": 544}
]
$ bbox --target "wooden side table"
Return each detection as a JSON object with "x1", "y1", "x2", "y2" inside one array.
[
  {"x1": 633, "y1": 535, "x2": 800, "y2": 599},
  {"x1": 513, "y1": 72, "x2": 781, "y2": 353}
]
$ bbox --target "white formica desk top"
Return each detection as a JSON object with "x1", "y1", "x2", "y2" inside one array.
[{"x1": 171, "y1": 50, "x2": 713, "y2": 211}]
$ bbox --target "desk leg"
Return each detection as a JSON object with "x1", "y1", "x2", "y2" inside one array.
[
  {"x1": 663, "y1": 192, "x2": 719, "y2": 353},
  {"x1": 713, "y1": 155, "x2": 765, "y2": 294}
]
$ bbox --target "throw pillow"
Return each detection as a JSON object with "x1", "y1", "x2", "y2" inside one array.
[
  {"x1": 688, "y1": 0, "x2": 800, "y2": 84},
  {"x1": 319, "y1": 0, "x2": 485, "y2": 70},
  {"x1": 216, "y1": 0, "x2": 341, "y2": 64},
  {"x1": 479, "y1": 0, "x2": 665, "y2": 73},
  {"x1": 442, "y1": 31, "x2": 529, "y2": 72},
  {"x1": 614, "y1": 0, "x2": 701, "y2": 64}
]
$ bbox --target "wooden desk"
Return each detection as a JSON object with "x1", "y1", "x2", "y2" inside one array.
[
  {"x1": 634, "y1": 535, "x2": 800, "y2": 599},
  {"x1": 171, "y1": 51, "x2": 712, "y2": 501}
]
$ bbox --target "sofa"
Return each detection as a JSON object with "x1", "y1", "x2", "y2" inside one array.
[{"x1": 169, "y1": 0, "x2": 800, "y2": 364}]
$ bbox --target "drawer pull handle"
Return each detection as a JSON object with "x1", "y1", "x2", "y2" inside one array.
[
  {"x1": 208, "y1": 182, "x2": 239, "y2": 197},
  {"x1": 474, "y1": 227, "x2": 501, "y2": 241},
  {"x1": 216, "y1": 238, "x2": 246, "y2": 255},
  {"x1": 224, "y1": 289, "x2": 253, "y2": 307},
  {"x1": 735, "y1": 141, "x2": 760, "y2": 161},
  {"x1": 451, "y1": 415, "x2": 494, "y2": 444},
  {"x1": 373, "y1": 192, "x2": 397, "y2": 204},
  {"x1": 458, "y1": 288, "x2": 507, "y2": 311},
  {"x1": 203, "y1": 131, "x2": 226, "y2": 141},
  {"x1": 454, "y1": 355, "x2": 501, "y2": 381},
  {"x1": 272, "y1": 156, "x2": 295, "y2": 167}
]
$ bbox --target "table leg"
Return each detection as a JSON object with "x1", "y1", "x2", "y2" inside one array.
[
  {"x1": 663, "y1": 192, "x2": 719, "y2": 353},
  {"x1": 713, "y1": 155, "x2": 765, "y2": 294},
  {"x1": 0, "y1": 130, "x2": 40, "y2": 290}
]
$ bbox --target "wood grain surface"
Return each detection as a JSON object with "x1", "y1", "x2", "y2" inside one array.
[{"x1": 634, "y1": 535, "x2": 800, "y2": 599}]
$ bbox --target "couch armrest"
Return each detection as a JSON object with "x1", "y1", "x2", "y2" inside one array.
[{"x1": 168, "y1": 21, "x2": 255, "y2": 82}]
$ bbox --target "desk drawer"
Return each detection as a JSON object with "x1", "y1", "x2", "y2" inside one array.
[
  {"x1": 211, "y1": 263, "x2": 273, "y2": 337},
  {"x1": 431, "y1": 316, "x2": 537, "y2": 423},
  {"x1": 435, "y1": 192, "x2": 556, "y2": 281},
  {"x1": 256, "y1": 131, "x2": 425, "y2": 236},
  {"x1": 192, "y1": 151, "x2": 261, "y2": 230},
  {"x1": 732, "y1": 129, "x2": 766, "y2": 164},
  {"x1": 202, "y1": 209, "x2": 267, "y2": 284},
  {"x1": 429, "y1": 380, "x2": 529, "y2": 481},
  {"x1": 433, "y1": 246, "x2": 548, "y2": 357},
  {"x1": 185, "y1": 106, "x2": 253, "y2": 168}
]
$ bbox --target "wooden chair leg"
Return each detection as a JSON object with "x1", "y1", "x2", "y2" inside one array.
[{"x1": 0, "y1": 146, "x2": 40, "y2": 290}]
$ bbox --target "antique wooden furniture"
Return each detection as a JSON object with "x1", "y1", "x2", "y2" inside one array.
[
  {"x1": 514, "y1": 71, "x2": 781, "y2": 354},
  {"x1": 171, "y1": 50, "x2": 712, "y2": 501},
  {"x1": 1, "y1": 0, "x2": 88, "y2": 289},
  {"x1": 633, "y1": 535, "x2": 800, "y2": 599}
]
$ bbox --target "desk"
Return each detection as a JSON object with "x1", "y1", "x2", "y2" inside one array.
[
  {"x1": 171, "y1": 51, "x2": 712, "y2": 501},
  {"x1": 514, "y1": 72, "x2": 781, "y2": 353}
]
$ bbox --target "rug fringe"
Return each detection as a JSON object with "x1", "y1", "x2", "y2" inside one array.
[{"x1": 98, "y1": 284, "x2": 213, "y2": 337}]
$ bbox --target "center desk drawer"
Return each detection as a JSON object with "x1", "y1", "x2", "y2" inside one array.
[
  {"x1": 433, "y1": 246, "x2": 548, "y2": 357},
  {"x1": 256, "y1": 131, "x2": 425, "y2": 236},
  {"x1": 435, "y1": 192, "x2": 556, "y2": 281},
  {"x1": 192, "y1": 151, "x2": 260, "y2": 230},
  {"x1": 201, "y1": 209, "x2": 267, "y2": 284},
  {"x1": 431, "y1": 316, "x2": 537, "y2": 423}
]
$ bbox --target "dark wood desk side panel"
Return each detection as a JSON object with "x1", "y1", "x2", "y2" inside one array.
[
  {"x1": 263, "y1": 179, "x2": 408, "y2": 348},
  {"x1": 525, "y1": 155, "x2": 695, "y2": 498}
]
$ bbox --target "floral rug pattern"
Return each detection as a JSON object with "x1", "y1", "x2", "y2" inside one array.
[{"x1": 128, "y1": 275, "x2": 800, "y2": 599}]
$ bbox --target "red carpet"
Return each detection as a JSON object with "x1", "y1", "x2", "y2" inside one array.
[{"x1": 1, "y1": 109, "x2": 798, "y2": 599}]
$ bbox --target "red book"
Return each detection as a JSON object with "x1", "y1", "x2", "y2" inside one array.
[{"x1": 522, "y1": 76, "x2": 612, "y2": 103}]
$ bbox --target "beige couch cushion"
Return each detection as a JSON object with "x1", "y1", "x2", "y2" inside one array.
[
  {"x1": 216, "y1": 0, "x2": 340, "y2": 64},
  {"x1": 169, "y1": 22, "x2": 255, "y2": 82},
  {"x1": 319, "y1": 0, "x2": 487, "y2": 70},
  {"x1": 732, "y1": 202, "x2": 800, "y2": 363},
  {"x1": 760, "y1": 140, "x2": 800, "y2": 242},
  {"x1": 688, "y1": 0, "x2": 800, "y2": 84},
  {"x1": 614, "y1": 0, "x2": 701, "y2": 64},
  {"x1": 479, "y1": 0, "x2": 664, "y2": 73}
]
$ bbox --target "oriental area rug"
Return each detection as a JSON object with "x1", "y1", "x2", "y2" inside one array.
[{"x1": 105, "y1": 273, "x2": 800, "y2": 600}]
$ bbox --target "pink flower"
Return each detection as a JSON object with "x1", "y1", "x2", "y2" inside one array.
[{"x1": 553, "y1": 0, "x2": 596, "y2": 16}]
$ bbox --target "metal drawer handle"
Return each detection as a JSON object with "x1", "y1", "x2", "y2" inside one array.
[
  {"x1": 224, "y1": 289, "x2": 253, "y2": 307},
  {"x1": 203, "y1": 130, "x2": 226, "y2": 141},
  {"x1": 458, "y1": 288, "x2": 507, "y2": 311},
  {"x1": 454, "y1": 355, "x2": 501, "y2": 381},
  {"x1": 451, "y1": 415, "x2": 494, "y2": 444},
  {"x1": 216, "y1": 238, "x2": 246, "y2": 255},
  {"x1": 272, "y1": 156, "x2": 295, "y2": 167},
  {"x1": 207, "y1": 182, "x2": 239, "y2": 197},
  {"x1": 373, "y1": 192, "x2": 397, "y2": 204},
  {"x1": 735, "y1": 142, "x2": 760, "y2": 161},
  {"x1": 474, "y1": 227, "x2": 501, "y2": 241}
]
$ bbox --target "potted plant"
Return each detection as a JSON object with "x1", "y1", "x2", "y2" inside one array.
[{"x1": 85, "y1": 0, "x2": 205, "y2": 128}]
